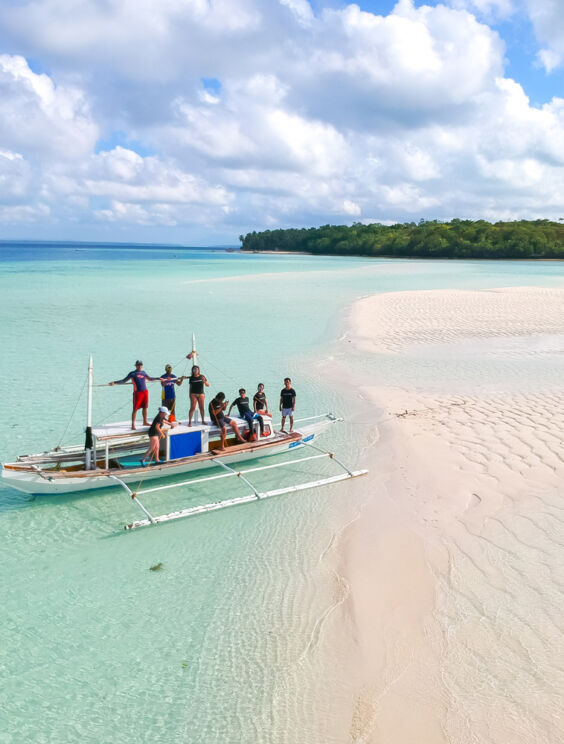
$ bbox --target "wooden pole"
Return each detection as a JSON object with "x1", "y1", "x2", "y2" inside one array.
[{"x1": 85, "y1": 355, "x2": 94, "y2": 470}]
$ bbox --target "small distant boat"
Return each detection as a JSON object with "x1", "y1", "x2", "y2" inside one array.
[{"x1": 1, "y1": 336, "x2": 367, "y2": 529}]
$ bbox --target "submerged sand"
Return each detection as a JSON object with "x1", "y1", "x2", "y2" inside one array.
[{"x1": 342, "y1": 287, "x2": 564, "y2": 743}]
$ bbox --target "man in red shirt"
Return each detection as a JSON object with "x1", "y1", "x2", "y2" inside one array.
[{"x1": 109, "y1": 360, "x2": 160, "y2": 430}]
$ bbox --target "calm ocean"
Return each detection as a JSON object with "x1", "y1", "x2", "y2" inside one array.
[{"x1": 2, "y1": 242, "x2": 564, "y2": 743}]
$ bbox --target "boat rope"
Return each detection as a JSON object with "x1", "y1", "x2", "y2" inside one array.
[
  {"x1": 133, "y1": 447, "x2": 158, "y2": 492},
  {"x1": 96, "y1": 397, "x2": 132, "y2": 426},
  {"x1": 197, "y1": 352, "x2": 241, "y2": 388},
  {"x1": 56, "y1": 370, "x2": 89, "y2": 449},
  {"x1": 96, "y1": 354, "x2": 189, "y2": 426}
]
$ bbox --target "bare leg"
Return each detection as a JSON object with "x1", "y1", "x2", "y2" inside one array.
[
  {"x1": 219, "y1": 427, "x2": 227, "y2": 451},
  {"x1": 289, "y1": 414, "x2": 294, "y2": 433},
  {"x1": 230, "y1": 420, "x2": 246, "y2": 443},
  {"x1": 131, "y1": 408, "x2": 136, "y2": 431},
  {"x1": 142, "y1": 405, "x2": 149, "y2": 426},
  {"x1": 189, "y1": 396, "x2": 197, "y2": 426},
  {"x1": 143, "y1": 436, "x2": 159, "y2": 463},
  {"x1": 198, "y1": 395, "x2": 206, "y2": 424},
  {"x1": 280, "y1": 415, "x2": 286, "y2": 432}
]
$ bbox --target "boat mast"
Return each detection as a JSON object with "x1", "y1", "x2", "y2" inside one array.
[
  {"x1": 85, "y1": 355, "x2": 94, "y2": 469},
  {"x1": 191, "y1": 333, "x2": 200, "y2": 424}
]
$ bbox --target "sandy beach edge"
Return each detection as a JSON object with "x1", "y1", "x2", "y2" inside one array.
[{"x1": 330, "y1": 286, "x2": 564, "y2": 743}]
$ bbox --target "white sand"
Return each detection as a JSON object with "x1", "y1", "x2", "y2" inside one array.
[
  {"x1": 342, "y1": 287, "x2": 564, "y2": 743},
  {"x1": 350, "y1": 286, "x2": 564, "y2": 354}
]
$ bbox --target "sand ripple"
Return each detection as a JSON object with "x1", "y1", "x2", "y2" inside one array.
[
  {"x1": 351, "y1": 287, "x2": 564, "y2": 354},
  {"x1": 346, "y1": 286, "x2": 564, "y2": 743}
]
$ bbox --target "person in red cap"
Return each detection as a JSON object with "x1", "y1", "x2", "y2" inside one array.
[{"x1": 109, "y1": 360, "x2": 160, "y2": 430}]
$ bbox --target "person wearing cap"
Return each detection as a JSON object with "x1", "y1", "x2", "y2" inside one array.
[
  {"x1": 142, "y1": 406, "x2": 170, "y2": 465},
  {"x1": 160, "y1": 364, "x2": 185, "y2": 416},
  {"x1": 109, "y1": 361, "x2": 160, "y2": 430}
]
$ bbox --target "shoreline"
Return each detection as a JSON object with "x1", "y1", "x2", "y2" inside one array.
[
  {"x1": 239, "y1": 249, "x2": 311, "y2": 254},
  {"x1": 336, "y1": 286, "x2": 564, "y2": 741},
  {"x1": 240, "y1": 249, "x2": 564, "y2": 261}
]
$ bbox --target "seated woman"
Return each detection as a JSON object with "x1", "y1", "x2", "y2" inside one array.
[
  {"x1": 208, "y1": 392, "x2": 246, "y2": 451},
  {"x1": 253, "y1": 383, "x2": 272, "y2": 417}
]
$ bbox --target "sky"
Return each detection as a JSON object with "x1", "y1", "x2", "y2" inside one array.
[{"x1": 1, "y1": 0, "x2": 564, "y2": 245}]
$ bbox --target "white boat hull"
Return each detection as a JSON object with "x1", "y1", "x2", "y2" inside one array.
[{"x1": 1, "y1": 420, "x2": 332, "y2": 495}]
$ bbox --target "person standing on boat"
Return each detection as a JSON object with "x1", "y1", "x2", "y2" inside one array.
[
  {"x1": 109, "y1": 360, "x2": 160, "y2": 430},
  {"x1": 279, "y1": 378, "x2": 296, "y2": 433},
  {"x1": 160, "y1": 364, "x2": 184, "y2": 416},
  {"x1": 187, "y1": 363, "x2": 209, "y2": 426},
  {"x1": 142, "y1": 406, "x2": 170, "y2": 465},
  {"x1": 253, "y1": 383, "x2": 272, "y2": 418},
  {"x1": 209, "y1": 392, "x2": 246, "y2": 450},
  {"x1": 228, "y1": 388, "x2": 265, "y2": 439}
]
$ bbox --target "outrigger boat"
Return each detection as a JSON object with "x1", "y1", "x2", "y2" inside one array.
[{"x1": 1, "y1": 338, "x2": 367, "y2": 529}]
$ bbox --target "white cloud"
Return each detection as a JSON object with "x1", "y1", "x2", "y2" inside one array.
[
  {"x1": 280, "y1": 0, "x2": 314, "y2": 26},
  {"x1": 0, "y1": 149, "x2": 32, "y2": 202},
  {"x1": 0, "y1": 55, "x2": 98, "y2": 161},
  {"x1": 522, "y1": 0, "x2": 564, "y2": 72},
  {"x1": 0, "y1": 203, "x2": 50, "y2": 223},
  {"x1": 446, "y1": 0, "x2": 514, "y2": 19},
  {"x1": 343, "y1": 199, "x2": 361, "y2": 216},
  {"x1": 0, "y1": 1, "x2": 564, "y2": 238}
]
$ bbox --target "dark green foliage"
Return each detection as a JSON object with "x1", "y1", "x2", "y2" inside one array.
[{"x1": 239, "y1": 219, "x2": 564, "y2": 259}]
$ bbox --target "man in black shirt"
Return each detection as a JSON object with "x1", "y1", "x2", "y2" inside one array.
[
  {"x1": 209, "y1": 392, "x2": 246, "y2": 450},
  {"x1": 229, "y1": 388, "x2": 264, "y2": 438},
  {"x1": 279, "y1": 377, "x2": 296, "y2": 433}
]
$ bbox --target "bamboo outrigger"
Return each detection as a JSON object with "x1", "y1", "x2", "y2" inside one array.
[{"x1": 1, "y1": 337, "x2": 368, "y2": 529}]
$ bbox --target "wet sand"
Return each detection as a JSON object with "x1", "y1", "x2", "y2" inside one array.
[{"x1": 342, "y1": 287, "x2": 564, "y2": 743}]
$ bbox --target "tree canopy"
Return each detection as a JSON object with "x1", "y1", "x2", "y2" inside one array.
[{"x1": 239, "y1": 219, "x2": 564, "y2": 259}]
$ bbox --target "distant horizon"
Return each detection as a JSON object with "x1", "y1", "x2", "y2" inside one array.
[
  {"x1": 3, "y1": 213, "x2": 564, "y2": 251},
  {"x1": 0, "y1": 239, "x2": 239, "y2": 249}
]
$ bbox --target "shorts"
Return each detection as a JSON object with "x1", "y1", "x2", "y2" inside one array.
[
  {"x1": 216, "y1": 414, "x2": 231, "y2": 428},
  {"x1": 281, "y1": 407, "x2": 293, "y2": 417},
  {"x1": 133, "y1": 390, "x2": 149, "y2": 411}
]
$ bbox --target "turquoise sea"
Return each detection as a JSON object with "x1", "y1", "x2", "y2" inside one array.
[{"x1": 2, "y1": 243, "x2": 564, "y2": 743}]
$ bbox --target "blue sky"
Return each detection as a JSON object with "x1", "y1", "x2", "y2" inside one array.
[{"x1": 1, "y1": 0, "x2": 564, "y2": 244}]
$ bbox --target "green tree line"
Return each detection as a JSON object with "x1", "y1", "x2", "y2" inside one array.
[{"x1": 239, "y1": 219, "x2": 564, "y2": 259}]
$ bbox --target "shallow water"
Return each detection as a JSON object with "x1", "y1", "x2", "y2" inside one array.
[{"x1": 2, "y1": 244, "x2": 564, "y2": 743}]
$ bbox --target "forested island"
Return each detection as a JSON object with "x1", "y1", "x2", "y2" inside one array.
[{"x1": 239, "y1": 219, "x2": 564, "y2": 259}]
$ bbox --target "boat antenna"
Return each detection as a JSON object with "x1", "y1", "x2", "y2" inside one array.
[
  {"x1": 191, "y1": 332, "x2": 197, "y2": 367},
  {"x1": 85, "y1": 355, "x2": 94, "y2": 469}
]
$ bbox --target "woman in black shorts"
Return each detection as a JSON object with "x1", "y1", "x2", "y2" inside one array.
[{"x1": 188, "y1": 365, "x2": 210, "y2": 426}]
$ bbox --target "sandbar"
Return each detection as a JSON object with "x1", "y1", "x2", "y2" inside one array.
[{"x1": 340, "y1": 286, "x2": 564, "y2": 742}]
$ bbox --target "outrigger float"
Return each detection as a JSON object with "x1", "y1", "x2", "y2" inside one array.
[{"x1": 1, "y1": 339, "x2": 367, "y2": 529}]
